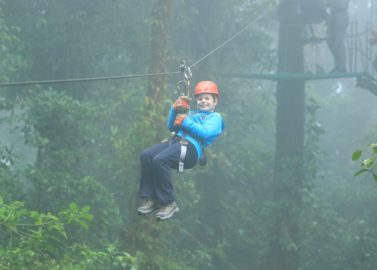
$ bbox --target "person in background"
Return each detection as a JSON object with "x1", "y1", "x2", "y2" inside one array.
[
  {"x1": 300, "y1": 0, "x2": 328, "y2": 73},
  {"x1": 326, "y1": 0, "x2": 350, "y2": 73},
  {"x1": 137, "y1": 81, "x2": 224, "y2": 221}
]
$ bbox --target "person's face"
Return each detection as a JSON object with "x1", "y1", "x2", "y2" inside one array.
[{"x1": 196, "y1": 93, "x2": 217, "y2": 112}]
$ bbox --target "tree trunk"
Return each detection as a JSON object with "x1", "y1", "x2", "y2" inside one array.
[
  {"x1": 145, "y1": 0, "x2": 173, "y2": 136},
  {"x1": 260, "y1": 1, "x2": 305, "y2": 269},
  {"x1": 124, "y1": 0, "x2": 174, "y2": 255},
  {"x1": 146, "y1": 0, "x2": 173, "y2": 102}
]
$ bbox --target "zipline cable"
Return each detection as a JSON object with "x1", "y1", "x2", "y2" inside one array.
[
  {"x1": 0, "y1": 71, "x2": 180, "y2": 87},
  {"x1": 0, "y1": 8, "x2": 273, "y2": 88},
  {"x1": 189, "y1": 9, "x2": 272, "y2": 68}
]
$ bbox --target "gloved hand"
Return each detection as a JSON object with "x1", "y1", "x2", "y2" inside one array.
[
  {"x1": 174, "y1": 113, "x2": 187, "y2": 127},
  {"x1": 173, "y1": 96, "x2": 191, "y2": 113}
]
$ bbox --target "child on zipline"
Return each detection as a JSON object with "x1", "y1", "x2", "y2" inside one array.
[{"x1": 137, "y1": 80, "x2": 225, "y2": 220}]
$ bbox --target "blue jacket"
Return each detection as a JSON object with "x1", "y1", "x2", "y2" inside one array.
[{"x1": 167, "y1": 107, "x2": 225, "y2": 159}]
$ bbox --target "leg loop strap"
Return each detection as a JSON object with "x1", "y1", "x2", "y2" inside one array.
[{"x1": 178, "y1": 143, "x2": 187, "y2": 173}]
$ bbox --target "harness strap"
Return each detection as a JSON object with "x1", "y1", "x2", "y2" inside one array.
[{"x1": 178, "y1": 141, "x2": 188, "y2": 172}]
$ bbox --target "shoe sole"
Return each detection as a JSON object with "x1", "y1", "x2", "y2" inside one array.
[
  {"x1": 137, "y1": 207, "x2": 156, "y2": 215},
  {"x1": 156, "y1": 207, "x2": 179, "y2": 221}
]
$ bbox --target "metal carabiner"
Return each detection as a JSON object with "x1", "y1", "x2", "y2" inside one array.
[
  {"x1": 177, "y1": 60, "x2": 192, "y2": 97},
  {"x1": 184, "y1": 65, "x2": 192, "y2": 81}
]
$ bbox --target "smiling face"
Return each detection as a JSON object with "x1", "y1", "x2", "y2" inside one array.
[{"x1": 196, "y1": 93, "x2": 217, "y2": 112}]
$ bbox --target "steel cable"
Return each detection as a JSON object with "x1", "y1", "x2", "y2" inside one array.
[{"x1": 0, "y1": 9, "x2": 272, "y2": 88}]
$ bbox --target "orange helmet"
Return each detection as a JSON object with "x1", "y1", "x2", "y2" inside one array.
[{"x1": 194, "y1": 81, "x2": 219, "y2": 98}]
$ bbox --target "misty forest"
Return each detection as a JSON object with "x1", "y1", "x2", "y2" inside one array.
[{"x1": 1, "y1": 0, "x2": 377, "y2": 269}]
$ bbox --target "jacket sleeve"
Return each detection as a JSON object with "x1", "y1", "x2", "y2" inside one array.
[{"x1": 181, "y1": 113, "x2": 224, "y2": 141}]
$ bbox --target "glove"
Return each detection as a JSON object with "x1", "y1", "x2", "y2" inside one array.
[
  {"x1": 173, "y1": 96, "x2": 191, "y2": 113},
  {"x1": 174, "y1": 113, "x2": 187, "y2": 127}
]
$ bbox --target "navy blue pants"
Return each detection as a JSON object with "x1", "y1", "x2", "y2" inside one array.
[{"x1": 139, "y1": 137, "x2": 198, "y2": 205}]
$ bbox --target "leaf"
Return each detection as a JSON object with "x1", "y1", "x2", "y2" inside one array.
[
  {"x1": 81, "y1": 212, "x2": 93, "y2": 221},
  {"x1": 373, "y1": 173, "x2": 377, "y2": 182},
  {"x1": 371, "y1": 143, "x2": 377, "y2": 153},
  {"x1": 352, "y1": 150, "x2": 362, "y2": 161},
  {"x1": 362, "y1": 158, "x2": 375, "y2": 168},
  {"x1": 354, "y1": 168, "x2": 369, "y2": 177},
  {"x1": 77, "y1": 220, "x2": 89, "y2": 230},
  {"x1": 70, "y1": 202, "x2": 78, "y2": 212}
]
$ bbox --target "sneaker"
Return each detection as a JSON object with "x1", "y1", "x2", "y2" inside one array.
[
  {"x1": 137, "y1": 198, "x2": 156, "y2": 215},
  {"x1": 156, "y1": 201, "x2": 179, "y2": 220}
]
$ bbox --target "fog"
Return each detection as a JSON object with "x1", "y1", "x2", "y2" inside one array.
[{"x1": 0, "y1": 1, "x2": 377, "y2": 270}]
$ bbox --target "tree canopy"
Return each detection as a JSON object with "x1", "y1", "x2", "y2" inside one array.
[{"x1": 1, "y1": 0, "x2": 377, "y2": 269}]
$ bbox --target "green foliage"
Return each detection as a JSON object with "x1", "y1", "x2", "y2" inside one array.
[
  {"x1": 57, "y1": 244, "x2": 140, "y2": 270},
  {"x1": 16, "y1": 89, "x2": 121, "y2": 244},
  {"x1": 352, "y1": 143, "x2": 377, "y2": 182},
  {"x1": 59, "y1": 202, "x2": 93, "y2": 231},
  {"x1": 21, "y1": 90, "x2": 98, "y2": 171},
  {"x1": 0, "y1": 4, "x2": 27, "y2": 83},
  {"x1": 0, "y1": 197, "x2": 85, "y2": 268},
  {"x1": 0, "y1": 145, "x2": 19, "y2": 201},
  {"x1": 0, "y1": 197, "x2": 139, "y2": 270},
  {"x1": 23, "y1": 166, "x2": 122, "y2": 245},
  {"x1": 1, "y1": 0, "x2": 377, "y2": 270}
]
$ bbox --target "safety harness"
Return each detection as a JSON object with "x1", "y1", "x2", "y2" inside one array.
[
  {"x1": 178, "y1": 138, "x2": 188, "y2": 172},
  {"x1": 176, "y1": 61, "x2": 192, "y2": 172},
  {"x1": 179, "y1": 136, "x2": 206, "y2": 172}
]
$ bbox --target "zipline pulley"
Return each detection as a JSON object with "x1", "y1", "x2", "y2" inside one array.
[{"x1": 176, "y1": 60, "x2": 192, "y2": 97}]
